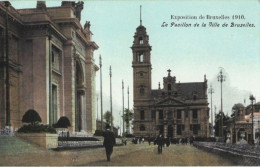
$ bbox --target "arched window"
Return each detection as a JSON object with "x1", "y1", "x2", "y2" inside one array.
[
  {"x1": 138, "y1": 53, "x2": 144, "y2": 63},
  {"x1": 140, "y1": 124, "x2": 145, "y2": 131},
  {"x1": 139, "y1": 37, "x2": 143, "y2": 44},
  {"x1": 168, "y1": 84, "x2": 171, "y2": 91}
]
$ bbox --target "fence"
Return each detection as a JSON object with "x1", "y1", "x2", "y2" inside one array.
[{"x1": 193, "y1": 142, "x2": 260, "y2": 166}]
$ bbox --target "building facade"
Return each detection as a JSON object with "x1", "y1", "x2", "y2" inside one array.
[
  {"x1": 131, "y1": 22, "x2": 209, "y2": 138},
  {"x1": 228, "y1": 102, "x2": 260, "y2": 144},
  {"x1": 0, "y1": 1, "x2": 99, "y2": 133}
]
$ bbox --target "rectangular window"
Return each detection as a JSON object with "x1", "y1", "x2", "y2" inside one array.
[
  {"x1": 177, "y1": 125, "x2": 182, "y2": 135},
  {"x1": 140, "y1": 110, "x2": 145, "y2": 120},
  {"x1": 193, "y1": 109, "x2": 198, "y2": 119},
  {"x1": 51, "y1": 46, "x2": 60, "y2": 71},
  {"x1": 159, "y1": 110, "x2": 163, "y2": 119},
  {"x1": 185, "y1": 110, "x2": 188, "y2": 118},
  {"x1": 167, "y1": 111, "x2": 173, "y2": 119},
  {"x1": 151, "y1": 110, "x2": 156, "y2": 119},
  {"x1": 177, "y1": 110, "x2": 182, "y2": 119},
  {"x1": 193, "y1": 124, "x2": 200, "y2": 135}
]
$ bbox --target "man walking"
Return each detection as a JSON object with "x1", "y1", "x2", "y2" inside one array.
[
  {"x1": 103, "y1": 124, "x2": 116, "y2": 161},
  {"x1": 156, "y1": 134, "x2": 164, "y2": 154}
]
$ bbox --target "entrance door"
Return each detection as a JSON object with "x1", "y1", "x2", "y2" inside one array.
[{"x1": 168, "y1": 125, "x2": 173, "y2": 138}]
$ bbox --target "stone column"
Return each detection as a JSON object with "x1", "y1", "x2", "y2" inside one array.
[
  {"x1": 164, "y1": 125, "x2": 167, "y2": 138},
  {"x1": 173, "y1": 124, "x2": 177, "y2": 138},
  {"x1": 156, "y1": 110, "x2": 159, "y2": 125}
]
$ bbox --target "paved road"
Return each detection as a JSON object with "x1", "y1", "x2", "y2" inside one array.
[{"x1": 0, "y1": 142, "x2": 237, "y2": 166}]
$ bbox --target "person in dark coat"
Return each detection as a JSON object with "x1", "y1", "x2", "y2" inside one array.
[
  {"x1": 103, "y1": 124, "x2": 116, "y2": 161},
  {"x1": 156, "y1": 134, "x2": 164, "y2": 154}
]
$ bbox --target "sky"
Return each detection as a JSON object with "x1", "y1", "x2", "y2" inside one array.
[{"x1": 10, "y1": 0, "x2": 260, "y2": 131}]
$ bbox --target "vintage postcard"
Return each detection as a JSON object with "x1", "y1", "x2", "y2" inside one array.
[{"x1": 0, "y1": 0, "x2": 259, "y2": 166}]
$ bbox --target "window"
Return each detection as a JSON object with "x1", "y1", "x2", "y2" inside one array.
[
  {"x1": 140, "y1": 72, "x2": 143, "y2": 77},
  {"x1": 193, "y1": 95, "x2": 197, "y2": 100},
  {"x1": 185, "y1": 110, "x2": 188, "y2": 118},
  {"x1": 193, "y1": 109, "x2": 198, "y2": 119},
  {"x1": 177, "y1": 125, "x2": 182, "y2": 135},
  {"x1": 177, "y1": 110, "x2": 182, "y2": 119},
  {"x1": 140, "y1": 110, "x2": 145, "y2": 120},
  {"x1": 193, "y1": 124, "x2": 200, "y2": 135},
  {"x1": 167, "y1": 111, "x2": 173, "y2": 119},
  {"x1": 139, "y1": 37, "x2": 143, "y2": 44},
  {"x1": 159, "y1": 110, "x2": 163, "y2": 119},
  {"x1": 140, "y1": 124, "x2": 145, "y2": 131},
  {"x1": 168, "y1": 84, "x2": 171, "y2": 91},
  {"x1": 138, "y1": 53, "x2": 144, "y2": 63},
  {"x1": 52, "y1": 52, "x2": 55, "y2": 63},
  {"x1": 140, "y1": 85, "x2": 144, "y2": 94},
  {"x1": 151, "y1": 110, "x2": 156, "y2": 119},
  {"x1": 51, "y1": 46, "x2": 60, "y2": 71}
]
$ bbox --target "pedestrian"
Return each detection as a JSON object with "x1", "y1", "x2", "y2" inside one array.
[
  {"x1": 148, "y1": 137, "x2": 151, "y2": 145},
  {"x1": 156, "y1": 134, "x2": 164, "y2": 154},
  {"x1": 142, "y1": 137, "x2": 144, "y2": 143},
  {"x1": 103, "y1": 124, "x2": 116, "y2": 161},
  {"x1": 124, "y1": 136, "x2": 127, "y2": 145}
]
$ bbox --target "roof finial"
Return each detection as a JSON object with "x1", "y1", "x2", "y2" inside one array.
[
  {"x1": 167, "y1": 69, "x2": 171, "y2": 77},
  {"x1": 140, "y1": 5, "x2": 142, "y2": 26}
]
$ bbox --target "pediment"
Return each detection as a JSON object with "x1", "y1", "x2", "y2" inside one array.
[{"x1": 156, "y1": 97, "x2": 184, "y2": 105}]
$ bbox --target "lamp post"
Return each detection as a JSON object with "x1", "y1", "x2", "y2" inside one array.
[
  {"x1": 122, "y1": 80, "x2": 125, "y2": 136},
  {"x1": 99, "y1": 55, "x2": 103, "y2": 130},
  {"x1": 250, "y1": 94, "x2": 255, "y2": 145},
  {"x1": 217, "y1": 67, "x2": 225, "y2": 138},
  {"x1": 109, "y1": 66, "x2": 113, "y2": 131},
  {"x1": 208, "y1": 84, "x2": 214, "y2": 137}
]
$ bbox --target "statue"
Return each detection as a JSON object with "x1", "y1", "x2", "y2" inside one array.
[
  {"x1": 75, "y1": 1, "x2": 84, "y2": 21},
  {"x1": 84, "y1": 21, "x2": 91, "y2": 31}
]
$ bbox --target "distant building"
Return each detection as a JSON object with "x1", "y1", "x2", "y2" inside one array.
[
  {"x1": 131, "y1": 20, "x2": 209, "y2": 138},
  {"x1": 228, "y1": 102, "x2": 260, "y2": 144},
  {"x1": 0, "y1": 1, "x2": 99, "y2": 133}
]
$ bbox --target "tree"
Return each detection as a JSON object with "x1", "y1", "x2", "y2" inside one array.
[
  {"x1": 103, "y1": 111, "x2": 113, "y2": 126},
  {"x1": 214, "y1": 112, "x2": 230, "y2": 137},
  {"x1": 54, "y1": 116, "x2": 71, "y2": 128},
  {"x1": 123, "y1": 108, "x2": 134, "y2": 132},
  {"x1": 22, "y1": 109, "x2": 42, "y2": 125}
]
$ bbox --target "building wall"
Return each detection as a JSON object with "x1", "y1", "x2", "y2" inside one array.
[{"x1": 0, "y1": 2, "x2": 99, "y2": 133}]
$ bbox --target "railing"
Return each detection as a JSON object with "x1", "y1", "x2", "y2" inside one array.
[
  {"x1": 0, "y1": 127, "x2": 16, "y2": 136},
  {"x1": 57, "y1": 130, "x2": 93, "y2": 138}
]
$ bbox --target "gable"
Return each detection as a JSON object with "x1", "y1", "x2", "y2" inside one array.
[{"x1": 156, "y1": 97, "x2": 184, "y2": 106}]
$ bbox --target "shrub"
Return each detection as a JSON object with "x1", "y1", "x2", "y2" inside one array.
[
  {"x1": 125, "y1": 134, "x2": 135, "y2": 138},
  {"x1": 18, "y1": 124, "x2": 56, "y2": 134},
  {"x1": 54, "y1": 116, "x2": 71, "y2": 128},
  {"x1": 94, "y1": 129, "x2": 104, "y2": 136},
  {"x1": 22, "y1": 109, "x2": 42, "y2": 125}
]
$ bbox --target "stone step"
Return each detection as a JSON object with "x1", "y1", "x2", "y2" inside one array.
[{"x1": 0, "y1": 136, "x2": 43, "y2": 154}]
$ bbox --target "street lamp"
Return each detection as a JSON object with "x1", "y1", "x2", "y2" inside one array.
[
  {"x1": 208, "y1": 84, "x2": 214, "y2": 137},
  {"x1": 249, "y1": 94, "x2": 255, "y2": 145},
  {"x1": 217, "y1": 67, "x2": 226, "y2": 138}
]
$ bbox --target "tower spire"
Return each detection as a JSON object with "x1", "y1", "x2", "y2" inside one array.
[{"x1": 140, "y1": 5, "x2": 142, "y2": 26}]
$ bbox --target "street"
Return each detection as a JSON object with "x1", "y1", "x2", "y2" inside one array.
[{"x1": 0, "y1": 142, "x2": 237, "y2": 166}]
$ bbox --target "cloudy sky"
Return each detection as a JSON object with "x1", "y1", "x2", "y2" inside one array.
[{"x1": 11, "y1": 0, "x2": 260, "y2": 130}]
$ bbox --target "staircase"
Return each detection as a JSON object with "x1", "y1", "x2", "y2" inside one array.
[{"x1": 0, "y1": 136, "x2": 43, "y2": 154}]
